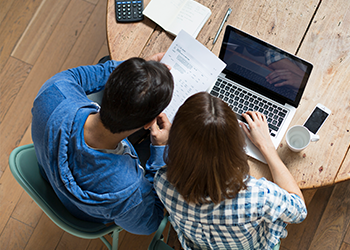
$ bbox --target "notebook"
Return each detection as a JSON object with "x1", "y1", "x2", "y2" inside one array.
[
  {"x1": 208, "y1": 25, "x2": 313, "y2": 163},
  {"x1": 143, "y1": 0, "x2": 211, "y2": 38}
]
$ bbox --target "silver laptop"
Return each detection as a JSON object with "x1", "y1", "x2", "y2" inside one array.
[{"x1": 208, "y1": 25, "x2": 313, "y2": 163}]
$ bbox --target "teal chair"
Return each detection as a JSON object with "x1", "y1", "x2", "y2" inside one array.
[
  {"x1": 9, "y1": 144, "x2": 123, "y2": 250},
  {"x1": 148, "y1": 213, "x2": 173, "y2": 250}
]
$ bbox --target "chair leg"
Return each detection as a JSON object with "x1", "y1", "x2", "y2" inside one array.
[
  {"x1": 111, "y1": 229, "x2": 120, "y2": 250},
  {"x1": 100, "y1": 229, "x2": 121, "y2": 250},
  {"x1": 100, "y1": 236, "x2": 112, "y2": 250}
]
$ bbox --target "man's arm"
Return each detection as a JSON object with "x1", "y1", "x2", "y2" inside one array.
[
  {"x1": 113, "y1": 187, "x2": 165, "y2": 235},
  {"x1": 144, "y1": 113, "x2": 171, "y2": 183},
  {"x1": 114, "y1": 113, "x2": 171, "y2": 234},
  {"x1": 64, "y1": 60, "x2": 122, "y2": 95},
  {"x1": 35, "y1": 61, "x2": 122, "y2": 100}
]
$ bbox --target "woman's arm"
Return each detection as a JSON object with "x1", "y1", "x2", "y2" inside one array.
[{"x1": 241, "y1": 111, "x2": 305, "y2": 203}]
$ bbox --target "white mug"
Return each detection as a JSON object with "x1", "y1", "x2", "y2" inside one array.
[{"x1": 286, "y1": 125, "x2": 320, "y2": 152}]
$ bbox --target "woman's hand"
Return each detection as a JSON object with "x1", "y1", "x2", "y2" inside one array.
[
  {"x1": 266, "y1": 69, "x2": 303, "y2": 89},
  {"x1": 241, "y1": 111, "x2": 305, "y2": 203},
  {"x1": 240, "y1": 111, "x2": 275, "y2": 154}
]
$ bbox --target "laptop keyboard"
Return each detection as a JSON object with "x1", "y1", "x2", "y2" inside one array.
[{"x1": 210, "y1": 78, "x2": 289, "y2": 137}]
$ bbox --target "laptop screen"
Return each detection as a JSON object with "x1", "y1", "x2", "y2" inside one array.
[{"x1": 219, "y1": 25, "x2": 313, "y2": 107}]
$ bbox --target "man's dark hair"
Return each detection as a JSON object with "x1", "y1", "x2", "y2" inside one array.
[{"x1": 100, "y1": 57, "x2": 174, "y2": 133}]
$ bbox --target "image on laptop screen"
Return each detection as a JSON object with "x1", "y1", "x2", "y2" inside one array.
[{"x1": 219, "y1": 26, "x2": 313, "y2": 107}]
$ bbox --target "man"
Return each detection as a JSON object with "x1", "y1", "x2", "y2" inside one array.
[{"x1": 31, "y1": 53, "x2": 174, "y2": 234}]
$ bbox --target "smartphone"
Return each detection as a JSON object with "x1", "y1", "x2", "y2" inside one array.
[{"x1": 303, "y1": 103, "x2": 331, "y2": 134}]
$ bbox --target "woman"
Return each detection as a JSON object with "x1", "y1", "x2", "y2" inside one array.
[{"x1": 154, "y1": 92, "x2": 307, "y2": 249}]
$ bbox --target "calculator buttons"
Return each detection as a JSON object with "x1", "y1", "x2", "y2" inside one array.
[{"x1": 115, "y1": 1, "x2": 144, "y2": 22}]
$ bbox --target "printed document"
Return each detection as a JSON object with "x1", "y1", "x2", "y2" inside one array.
[{"x1": 161, "y1": 30, "x2": 226, "y2": 121}]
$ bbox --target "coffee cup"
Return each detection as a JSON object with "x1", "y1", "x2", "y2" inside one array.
[{"x1": 286, "y1": 125, "x2": 319, "y2": 152}]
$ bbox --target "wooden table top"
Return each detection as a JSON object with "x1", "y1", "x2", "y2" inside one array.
[{"x1": 107, "y1": 0, "x2": 350, "y2": 189}]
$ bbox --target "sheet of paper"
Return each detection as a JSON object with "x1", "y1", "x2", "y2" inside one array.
[
  {"x1": 143, "y1": 0, "x2": 184, "y2": 33},
  {"x1": 168, "y1": 0, "x2": 211, "y2": 37},
  {"x1": 161, "y1": 30, "x2": 226, "y2": 122},
  {"x1": 143, "y1": 0, "x2": 211, "y2": 37}
]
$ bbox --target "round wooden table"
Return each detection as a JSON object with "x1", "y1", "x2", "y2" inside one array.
[{"x1": 107, "y1": 0, "x2": 350, "y2": 190}]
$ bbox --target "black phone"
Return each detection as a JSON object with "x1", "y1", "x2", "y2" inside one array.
[
  {"x1": 115, "y1": 0, "x2": 144, "y2": 23},
  {"x1": 303, "y1": 103, "x2": 331, "y2": 134}
]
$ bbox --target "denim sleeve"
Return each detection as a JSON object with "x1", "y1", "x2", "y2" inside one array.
[
  {"x1": 143, "y1": 144, "x2": 166, "y2": 219},
  {"x1": 144, "y1": 144, "x2": 166, "y2": 184},
  {"x1": 65, "y1": 60, "x2": 123, "y2": 94},
  {"x1": 39, "y1": 60, "x2": 122, "y2": 98},
  {"x1": 113, "y1": 186, "x2": 164, "y2": 235}
]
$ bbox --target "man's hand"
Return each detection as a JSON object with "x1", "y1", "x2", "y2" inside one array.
[
  {"x1": 145, "y1": 52, "x2": 172, "y2": 70},
  {"x1": 145, "y1": 52, "x2": 166, "y2": 62},
  {"x1": 150, "y1": 113, "x2": 171, "y2": 146}
]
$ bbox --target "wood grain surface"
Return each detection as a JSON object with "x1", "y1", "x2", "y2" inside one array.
[{"x1": 106, "y1": 0, "x2": 350, "y2": 189}]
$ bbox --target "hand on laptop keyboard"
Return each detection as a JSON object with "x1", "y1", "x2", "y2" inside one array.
[
  {"x1": 210, "y1": 79, "x2": 288, "y2": 137},
  {"x1": 239, "y1": 111, "x2": 275, "y2": 152}
]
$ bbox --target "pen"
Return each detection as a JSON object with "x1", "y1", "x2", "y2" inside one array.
[{"x1": 212, "y1": 8, "x2": 232, "y2": 45}]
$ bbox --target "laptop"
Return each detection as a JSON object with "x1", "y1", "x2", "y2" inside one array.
[{"x1": 208, "y1": 25, "x2": 313, "y2": 163}]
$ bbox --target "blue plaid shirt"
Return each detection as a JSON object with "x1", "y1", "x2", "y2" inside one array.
[
  {"x1": 154, "y1": 166, "x2": 307, "y2": 250},
  {"x1": 265, "y1": 49, "x2": 288, "y2": 66}
]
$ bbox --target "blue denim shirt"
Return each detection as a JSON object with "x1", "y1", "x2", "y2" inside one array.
[{"x1": 31, "y1": 61, "x2": 165, "y2": 235}]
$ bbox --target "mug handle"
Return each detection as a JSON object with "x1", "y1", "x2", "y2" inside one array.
[{"x1": 311, "y1": 133, "x2": 320, "y2": 142}]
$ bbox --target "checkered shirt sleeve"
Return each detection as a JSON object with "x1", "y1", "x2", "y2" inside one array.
[
  {"x1": 265, "y1": 49, "x2": 288, "y2": 65},
  {"x1": 154, "y1": 166, "x2": 307, "y2": 250}
]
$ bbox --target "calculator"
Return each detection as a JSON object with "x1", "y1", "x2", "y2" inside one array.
[{"x1": 115, "y1": 1, "x2": 144, "y2": 23}]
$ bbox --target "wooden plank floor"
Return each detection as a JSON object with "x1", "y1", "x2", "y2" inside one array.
[{"x1": 1, "y1": 0, "x2": 350, "y2": 249}]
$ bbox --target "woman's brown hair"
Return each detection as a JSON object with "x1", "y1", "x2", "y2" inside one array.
[{"x1": 165, "y1": 92, "x2": 249, "y2": 204}]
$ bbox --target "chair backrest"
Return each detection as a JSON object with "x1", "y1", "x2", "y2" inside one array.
[
  {"x1": 152, "y1": 240, "x2": 175, "y2": 250},
  {"x1": 8, "y1": 144, "x2": 121, "y2": 239},
  {"x1": 148, "y1": 213, "x2": 174, "y2": 250}
]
